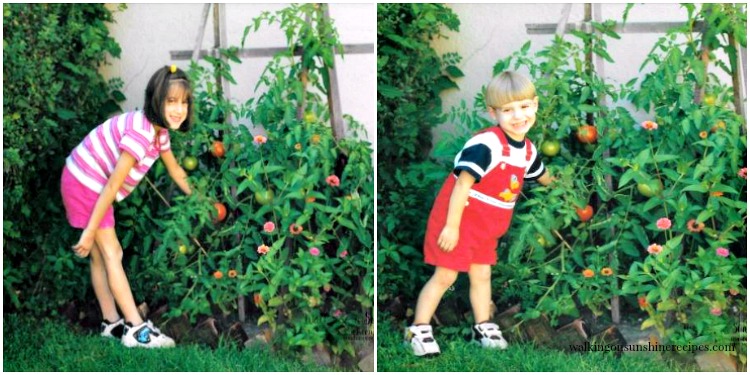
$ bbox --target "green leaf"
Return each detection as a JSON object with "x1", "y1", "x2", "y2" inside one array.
[
  {"x1": 56, "y1": 108, "x2": 77, "y2": 120},
  {"x1": 268, "y1": 296, "x2": 283, "y2": 307},
  {"x1": 577, "y1": 104, "x2": 601, "y2": 113},
  {"x1": 445, "y1": 65, "x2": 464, "y2": 78},
  {"x1": 681, "y1": 184, "x2": 708, "y2": 193},
  {"x1": 378, "y1": 84, "x2": 403, "y2": 98}
]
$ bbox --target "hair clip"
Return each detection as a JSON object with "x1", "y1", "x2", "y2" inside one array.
[{"x1": 169, "y1": 64, "x2": 177, "y2": 73}]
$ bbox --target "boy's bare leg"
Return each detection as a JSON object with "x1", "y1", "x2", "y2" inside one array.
[
  {"x1": 89, "y1": 243, "x2": 121, "y2": 323},
  {"x1": 95, "y1": 228, "x2": 143, "y2": 326},
  {"x1": 468, "y1": 263, "x2": 492, "y2": 323},
  {"x1": 413, "y1": 266, "x2": 458, "y2": 325}
]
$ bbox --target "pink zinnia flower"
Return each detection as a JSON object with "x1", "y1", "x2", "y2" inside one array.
[
  {"x1": 253, "y1": 134, "x2": 267, "y2": 145},
  {"x1": 257, "y1": 244, "x2": 270, "y2": 255},
  {"x1": 641, "y1": 120, "x2": 658, "y2": 131},
  {"x1": 326, "y1": 175, "x2": 340, "y2": 187},
  {"x1": 263, "y1": 221, "x2": 275, "y2": 233},
  {"x1": 710, "y1": 307, "x2": 722, "y2": 316},
  {"x1": 309, "y1": 247, "x2": 320, "y2": 256},
  {"x1": 656, "y1": 217, "x2": 672, "y2": 230},
  {"x1": 339, "y1": 250, "x2": 348, "y2": 258},
  {"x1": 647, "y1": 244, "x2": 663, "y2": 255},
  {"x1": 739, "y1": 167, "x2": 747, "y2": 179},
  {"x1": 333, "y1": 309, "x2": 343, "y2": 318},
  {"x1": 716, "y1": 247, "x2": 730, "y2": 257}
]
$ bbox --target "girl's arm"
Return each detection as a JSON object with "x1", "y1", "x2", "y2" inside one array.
[
  {"x1": 160, "y1": 149, "x2": 192, "y2": 195},
  {"x1": 72, "y1": 152, "x2": 137, "y2": 257},
  {"x1": 437, "y1": 170, "x2": 476, "y2": 252}
]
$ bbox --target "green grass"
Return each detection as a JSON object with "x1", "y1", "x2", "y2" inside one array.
[
  {"x1": 3, "y1": 314, "x2": 338, "y2": 372},
  {"x1": 378, "y1": 318, "x2": 696, "y2": 372}
]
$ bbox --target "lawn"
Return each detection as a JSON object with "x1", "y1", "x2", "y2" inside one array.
[
  {"x1": 2, "y1": 314, "x2": 339, "y2": 372},
  {"x1": 377, "y1": 317, "x2": 697, "y2": 372}
]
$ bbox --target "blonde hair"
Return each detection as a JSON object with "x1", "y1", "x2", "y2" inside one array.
[{"x1": 485, "y1": 71, "x2": 536, "y2": 108}]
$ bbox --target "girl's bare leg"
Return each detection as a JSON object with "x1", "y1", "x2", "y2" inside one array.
[
  {"x1": 89, "y1": 243, "x2": 120, "y2": 323},
  {"x1": 94, "y1": 228, "x2": 143, "y2": 326}
]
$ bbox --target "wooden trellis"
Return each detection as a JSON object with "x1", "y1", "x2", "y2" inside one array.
[{"x1": 168, "y1": 3, "x2": 374, "y2": 323}]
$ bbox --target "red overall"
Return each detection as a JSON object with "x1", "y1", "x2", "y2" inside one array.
[{"x1": 424, "y1": 127, "x2": 532, "y2": 272}]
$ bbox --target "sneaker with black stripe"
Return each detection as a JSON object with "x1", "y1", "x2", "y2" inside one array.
[
  {"x1": 473, "y1": 321, "x2": 508, "y2": 349},
  {"x1": 101, "y1": 318, "x2": 125, "y2": 339},
  {"x1": 405, "y1": 324, "x2": 440, "y2": 356},
  {"x1": 121, "y1": 321, "x2": 175, "y2": 348}
]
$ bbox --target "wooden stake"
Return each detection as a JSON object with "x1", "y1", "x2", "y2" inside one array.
[{"x1": 320, "y1": 4, "x2": 346, "y2": 141}]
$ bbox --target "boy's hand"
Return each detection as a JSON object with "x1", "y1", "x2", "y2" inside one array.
[{"x1": 437, "y1": 226, "x2": 459, "y2": 252}]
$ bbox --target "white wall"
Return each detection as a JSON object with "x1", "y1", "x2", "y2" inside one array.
[
  {"x1": 430, "y1": 3, "x2": 735, "y2": 136},
  {"x1": 101, "y1": 3, "x2": 375, "y2": 144}
]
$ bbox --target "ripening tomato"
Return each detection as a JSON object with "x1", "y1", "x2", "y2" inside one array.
[
  {"x1": 576, "y1": 204, "x2": 594, "y2": 222},
  {"x1": 211, "y1": 140, "x2": 225, "y2": 158},
  {"x1": 576, "y1": 125, "x2": 598, "y2": 144},
  {"x1": 213, "y1": 202, "x2": 227, "y2": 222}
]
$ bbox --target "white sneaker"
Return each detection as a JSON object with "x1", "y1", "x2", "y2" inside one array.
[
  {"x1": 405, "y1": 324, "x2": 440, "y2": 356},
  {"x1": 121, "y1": 321, "x2": 175, "y2": 348},
  {"x1": 473, "y1": 321, "x2": 508, "y2": 349},
  {"x1": 101, "y1": 318, "x2": 125, "y2": 339}
]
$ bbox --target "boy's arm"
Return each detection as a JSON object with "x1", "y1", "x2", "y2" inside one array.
[
  {"x1": 537, "y1": 169, "x2": 554, "y2": 186},
  {"x1": 161, "y1": 149, "x2": 192, "y2": 195},
  {"x1": 438, "y1": 170, "x2": 476, "y2": 252}
]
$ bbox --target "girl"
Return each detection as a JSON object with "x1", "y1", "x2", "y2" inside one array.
[{"x1": 61, "y1": 65, "x2": 193, "y2": 348}]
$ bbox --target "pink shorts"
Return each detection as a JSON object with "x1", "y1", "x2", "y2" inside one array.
[{"x1": 60, "y1": 166, "x2": 115, "y2": 229}]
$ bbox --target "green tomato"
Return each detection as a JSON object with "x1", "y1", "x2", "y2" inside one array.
[
  {"x1": 183, "y1": 156, "x2": 198, "y2": 171},
  {"x1": 255, "y1": 189, "x2": 274, "y2": 205},
  {"x1": 540, "y1": 140, "x2": 561, "y2": 157}
]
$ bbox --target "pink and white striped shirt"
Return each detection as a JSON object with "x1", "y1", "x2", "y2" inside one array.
[{"x1": 65, "y1": 111, "x2": 171, "y2": 202}]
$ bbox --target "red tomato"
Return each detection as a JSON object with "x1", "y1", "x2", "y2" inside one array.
[
  {"x1": 576, "y1": 125, "x2": 598, "y2": 144},
  {"x1": 576, "y1": 204, "x2": 594, "y2": 222},
  {"x1": 211, "y1": 141, "x2": 225, "y2": 158}
]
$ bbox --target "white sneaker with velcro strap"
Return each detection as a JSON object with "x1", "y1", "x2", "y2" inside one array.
[
  {"x1": 473, "y1": 321, "x2": 508, "y2": 349},
  {"x1": 101, "y1": 318, "x2": 125, "y2": 339},
  {"x1": 405, "y1": 324, "x2": 441, "y2": 356}
]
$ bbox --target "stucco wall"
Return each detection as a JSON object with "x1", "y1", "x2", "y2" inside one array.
[
  {"x1": 430, "y1": 3, "x2": 736, "y2": 138},
  {"x1": 101, "y1": 3, "x2": 375, "y2": 144}
]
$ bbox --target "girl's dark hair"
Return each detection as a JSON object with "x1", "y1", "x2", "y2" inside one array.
[{"x1": 144, "y1": 65, "x2": 193, "y2": 132}]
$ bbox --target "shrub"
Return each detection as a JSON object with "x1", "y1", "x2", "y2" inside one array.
[
  {"x1": 3, "y1": 3, "x2": 124, "y2": 314},
  {"x1": 376, "y1": 3, "x2": 462, "y2": 304}
]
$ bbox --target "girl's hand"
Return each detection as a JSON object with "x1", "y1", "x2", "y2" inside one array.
[
  {"x1": 72, "y1": 229, "x2": 95, "y2": 258},
  {"x1": 437, "y1": 226, "x2": 459, "y2": 252}
]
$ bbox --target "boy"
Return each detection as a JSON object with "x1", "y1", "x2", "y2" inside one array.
[{"x1": 407, "y1": 71, "x2": 553, "y2": 356}]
